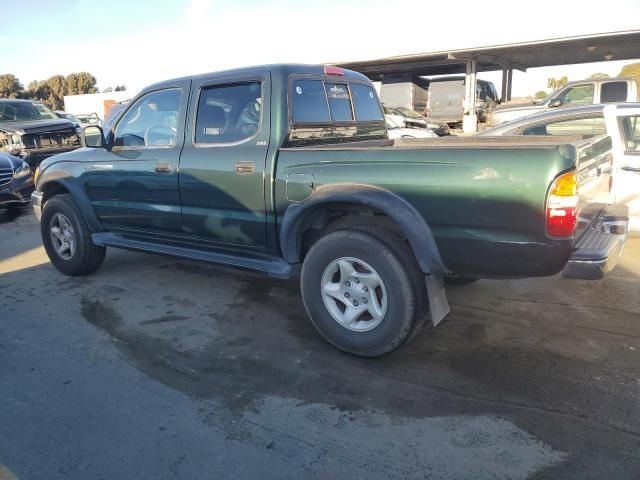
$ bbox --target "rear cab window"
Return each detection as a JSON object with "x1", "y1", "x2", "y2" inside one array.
[{"x1": 291, "y1": 78, "x2": 383, "y2": 124}]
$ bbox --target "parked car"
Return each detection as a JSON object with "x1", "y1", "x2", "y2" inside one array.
[
  {"x1": 380, "y1": 78, "x2": 430, "y2": 113},
  {"x1": 0, "y1": 152, "x2": 34, "y2": 208},
  {"x1": 487, "y1": 77, "x2": 638, "y2": 126},
  {"x1": 0, "y1": 99, "x2": 81, "y2": 168},
  {"x1": 55, "y1": 111, "x2": 84, "y2": 136},
  {"x1": 381, "y1": 76, "x2": 499, "y2": 125},
  {"x1": 385, "y1": 107, "x2": 450, "y2": 136},
  {"x1": 386, "y1": 115, "x2": 437, "y2": 139},
  {"x1": 74, "y1": 112, "x2": 101, "y2": 126},
  {"x1": 427, "y1": 76, "x2": 499, "y2": 124},
  {"x1": 32, "y1": 64, "x2": 628, "y2": 356},
  {"x1": 480, "y1": 103, "x2": 640, "y2": 234}
]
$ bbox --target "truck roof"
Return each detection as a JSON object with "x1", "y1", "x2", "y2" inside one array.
[
  {"x1": 145, "y1": 64, "x2": 371, "y2": 91},
  {"x1": 561, "y1": 77, "x2": 636, "y2": 87}
]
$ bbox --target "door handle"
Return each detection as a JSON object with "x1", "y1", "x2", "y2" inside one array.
[
  {"x1": 235, "y1": 161, "x2": 255, "y2": 175},
  {"x1": 621, "y1": 165, "x2": 640, "y2": 173},
  {"x1": 155, "y1": 162, "x2": 173, "y2": 173}
]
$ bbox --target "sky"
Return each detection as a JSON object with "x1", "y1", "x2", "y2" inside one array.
[{"x1": 2, "y1": 0, "x2": 640, "y2": 98}]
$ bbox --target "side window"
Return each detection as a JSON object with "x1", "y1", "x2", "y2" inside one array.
[
  {"x1": 601, "y1": 82, "x2": 628, "y2": 103},
  {"x1": 324, "y1": 83, "x2": 353, "y2": 121},
  {"x1": 560, "y1": 84, "x2": 594, "y2": 105},
  {"x1": 620, "y1": 116, "x2": 640, "y2": 153},
  {"x1": 351, "y1": 84, "x2": 384, "y2": 121},
  {"x1": 522, "y1": 115, "x2": 604, "y2": 137},
  {"x1": 292, "y1": 80, "x2": 330, "y2": 123},
  {"x1": 114, "y1": 89, "x2": 181, "y2": 147},
  {"x1": 195, "y1": 82, "x2": 262, "y2": 144}
]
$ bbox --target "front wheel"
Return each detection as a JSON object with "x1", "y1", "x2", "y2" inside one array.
[
  {"x1": 300, "y1": 228, "x2": 427, "y2": 357},
  {"x1": 41, "y1": 194, "x2": 106, "y2": 276}
]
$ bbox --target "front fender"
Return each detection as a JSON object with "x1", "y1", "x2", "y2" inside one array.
[
  {"x1": 38, "y1": 168, "x2": 102, "y2": 232},
  {"x1": 279, "y1": 183, "x2": 448, "y2": 275}
]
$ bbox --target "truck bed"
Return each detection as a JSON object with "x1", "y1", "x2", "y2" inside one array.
[{"x1": 276, "y1": 135, "x2": 613, "y2": 277}]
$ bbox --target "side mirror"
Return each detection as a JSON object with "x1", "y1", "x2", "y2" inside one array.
[
  {"x1": 83, "y1": 125, "x2": 105, "y2": 148},
  {"x1": 548, "y1": 99, "x2": 563, "y2": 108}
]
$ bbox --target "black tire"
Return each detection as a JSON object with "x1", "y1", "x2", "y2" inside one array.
[
  {"x1": 444, "y1": 275, "x2": 479, "y2": 286},
  {"x1": 300, "y1": 227, "x2": 428, "y2": 357},
  {"x1": 41, "y1": 194, "x2": 106, "y2": 276}
]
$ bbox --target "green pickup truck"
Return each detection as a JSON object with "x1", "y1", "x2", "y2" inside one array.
[{"x1": 31, "y1": 64, "x2": 629, "y2": 356}]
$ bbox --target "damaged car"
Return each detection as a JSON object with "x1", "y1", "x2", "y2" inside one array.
[{"x1": 0, "y1": 99, "x2": 82, "y2": 169}]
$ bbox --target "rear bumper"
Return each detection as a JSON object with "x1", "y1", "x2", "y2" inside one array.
[
  {"x1": 563, "y1": 204, "x2": 629, "y2": 280},
  {"x1": 32, "y1": 190, "x2": 43, "y2": 221}
]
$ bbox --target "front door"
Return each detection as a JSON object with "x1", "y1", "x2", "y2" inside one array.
[
  {"x1": 609, "y1": 107, "x2": 640, "y2": 234},
  {"x1": 178, "y1": 74, "x2": 270, "y2": 247},
  {"x1": 82, "y1": 81, "x2": 190, "y2": 234}
]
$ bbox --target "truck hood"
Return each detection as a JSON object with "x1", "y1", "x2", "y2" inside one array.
[{"x1": 0, "y1": 118, "x2": 76, "y2": 135}]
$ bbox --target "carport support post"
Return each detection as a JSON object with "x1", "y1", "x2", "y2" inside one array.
[
  {"x1": 462, "y1": 59, "x2": 478, "y2": 133},
  {"x1": 501, "y1": 68, "x2": 509, "y2": 102}
]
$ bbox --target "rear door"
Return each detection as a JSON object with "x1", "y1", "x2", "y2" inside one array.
[{"x1": 178, "y1": 73, "x2": 270, "y2": 247}]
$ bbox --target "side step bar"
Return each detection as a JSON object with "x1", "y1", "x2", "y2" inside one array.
[{"x1": 91, "y1": 232, "x2": 295, "y2": 279}]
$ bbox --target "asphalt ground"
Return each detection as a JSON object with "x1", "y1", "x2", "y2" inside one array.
[{"x1": 1, "y1": 206, "x2": 639, "y2": 479}]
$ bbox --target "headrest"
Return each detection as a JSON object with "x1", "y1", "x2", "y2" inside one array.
[{"x1": 200, "y1": 105, "x2": 226, "y2": 129}]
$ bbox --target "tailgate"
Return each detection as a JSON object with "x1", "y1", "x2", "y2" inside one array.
[{"x1": 573, "y1": 135, "x2": 614, "y2": 240}]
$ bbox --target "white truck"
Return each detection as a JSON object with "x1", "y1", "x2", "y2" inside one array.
[
  {"x1": 481, "y1": 102, "x2": 640, "y2": 234},
  {"x1": 487, "y1": 77, "x2": 638, "y2": 127}
]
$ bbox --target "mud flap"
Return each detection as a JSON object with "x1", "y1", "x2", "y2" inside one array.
[{"x1": 426, "y1": 274, "x2": 450, "y2": 327}]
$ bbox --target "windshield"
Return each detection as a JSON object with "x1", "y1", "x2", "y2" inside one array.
[
  {"x1": 395, "y1": 107, "x2": 423, "y2": 119},
  {"x1": 0, "y1": 101, "x2": 59, "y2": 123}
]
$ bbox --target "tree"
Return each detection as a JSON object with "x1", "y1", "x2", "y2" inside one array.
[
  {"x1": 114, "y1": 85, "x2": 126, "y2": 92},
  {"x1": 66, "y1": 72, "x2": 98, "y2": 95},
  {"x1": 44, "y1": 75, "x2": 67, "y2": 110},
  {"x1": 0, "y1": 74, "x2": 24, "y2": 98},
  {"x1": 547, "y1": 76, "x2": 568, "y2": 91},
  {"x1": 26, "y1": 80, "x2": 50, "y2": 103},
  {"x1": 534, "y1": 90, "x2": 548, "y2": 100},
  {"x1": 619, "y1": 62, "x2": 640, "y2": 90},
  {"x1": 588, "y1": 72, "x2": 610, "y2": 80}
]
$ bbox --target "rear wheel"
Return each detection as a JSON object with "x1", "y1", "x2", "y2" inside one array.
[
  {"x1": 41, "y1": 194, "x2": 106, "y2": 276},
  {"x1": 300, "y1": 228, "x2": 427, "y2": 357}
]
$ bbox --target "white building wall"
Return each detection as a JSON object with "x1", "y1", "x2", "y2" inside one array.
[{"x1": 63, "y1": 91, "x2": 131, "y2": 120}]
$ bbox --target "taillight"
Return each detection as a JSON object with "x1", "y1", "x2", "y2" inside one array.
[
  {"x1": 324, "y1": 66, "x2": 344, "y2": 76},
  {"x1": 546, "y1": 171, "x2": 578, "y2": 238}
]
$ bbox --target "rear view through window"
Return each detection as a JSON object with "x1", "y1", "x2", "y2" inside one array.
[{"x1": 292, "y1": 79, "x2": 383, "y2": 124}]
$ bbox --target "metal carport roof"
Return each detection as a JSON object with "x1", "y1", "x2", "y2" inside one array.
[{"x1": 333, "y1": 30, "x2": 640, "y2": 80}]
